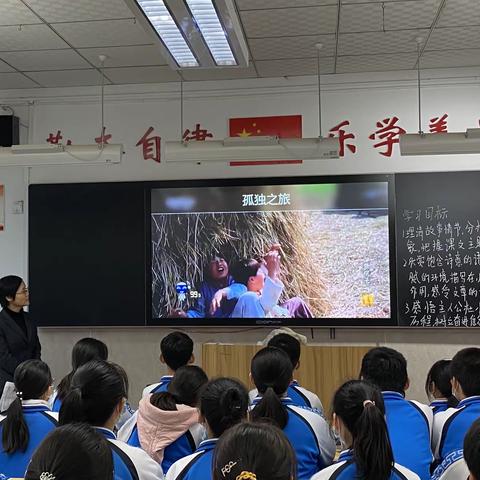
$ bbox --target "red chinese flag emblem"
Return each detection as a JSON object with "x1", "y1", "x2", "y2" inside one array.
[{"x1": 229, "y1": 115, "x2": 302, "y2": 166}]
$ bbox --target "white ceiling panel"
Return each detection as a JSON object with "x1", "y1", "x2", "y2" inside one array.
[
  {"x1": 426, "y1": 26, "x2": 480, "y2": 52},
  {"x1": 105, "y1": 66, "x2": 181, "y2": 84},
  {"x1": 0, "y1": 49, "x2": 91, "y2": 71},
  {"x1": 437, "y1": 0, "x2": 480, "y2": 27},
  {"x1": 236, "y1": 0, "x2": 337, "y2": 8},
  {"x1": 181, "y1": 63, "x2": 258, "y2": 81},
  {"x1": 0, "y1": 0, "x2": 41, "y2": 26},
  {"x1": 0, "y1": 72, "x2": 40, "y2": 88},
  {"x1": 256, "y1": 57, "x2": 334, "y2": 77},
  {"x1": 340, "y1": 3, "x2": 384, "y2": 33},
  {"x1": 53, "y1": 19, "x2": 152, "y2": 48},
  {"x1": 384, "y1": 0, "x2": 441, "y2": 29},
  {"x1": 240, "y1": 6, "x2": 338, "y2": 37},
  {"x1": 337, "y1": 52, "x2": 417, "y2": 73},
  {"x1": 24, "y1": 0, "x2": 133, "y2": 23},
  {"x1": 0, "y1": 59, "x2": 15, "y2": 73},
  {"x1": 78, "y1": 45, "x2": 167, "y2": 67},
  {"x1": 27, "y1": 68, "x2": 108, "y2": 87},
  {"x1": 338, "y1": 29, "x2": 429, "y2": 56},
  {"x1": 250, "y1": 34, "x2": 336, "y2": 60},
  {"x1": 421, "y1": 49, "x2": 480, "y2": 69},
  {"x1": 0, "y1": 24, "x2": 68, "y2": 51}
]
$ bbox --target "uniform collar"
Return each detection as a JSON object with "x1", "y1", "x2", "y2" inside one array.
[
  {"x1": 382, "y1": 391, "x2": 405, "y2": 400},
  {"x1": 251, "y1": 396, "x2": 293, "y2": 406},
  {"x1": 22, "y1": 399, "x2": 50, "y2": 412},
  {"x1": 160, "y1": 375, "x2": 173, "y2": 382},
  {"x1": 458, "y1": 396, "x2": 480, "y2": 407},
  {"x1": 337, "y1": 450, "x2": 354, "y2": 462},
  {"x1": 95, "y1": 427, "x2": 117, "y2": 440},
  {"x1": 430, "y1": 399, "x2": 448, "y2": 406},
  {"x1": 197, "y1": 438, "x2": 218, "y2": 452}
]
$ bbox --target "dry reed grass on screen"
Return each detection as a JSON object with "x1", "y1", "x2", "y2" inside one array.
[{"x1": 151, "y1": 211, "x2": 330, "y2": 317}]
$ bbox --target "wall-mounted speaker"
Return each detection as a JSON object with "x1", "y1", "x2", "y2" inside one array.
[{"x1": 0, "y1": 116, "x2": 19, "y2": 147}]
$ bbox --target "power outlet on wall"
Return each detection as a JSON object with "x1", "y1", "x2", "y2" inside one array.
[{"x1": 12, "y1": 200, "x2": 24, "y2": 214}]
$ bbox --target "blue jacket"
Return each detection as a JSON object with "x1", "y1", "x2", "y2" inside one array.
[
  {"x1": 142, "y1": 376, "x2": 173, "y2": 397},
  {"x1": 166, "y1": 439, "x2": 217, "y2": 480},
  {"x1": 430, "y1": 400, "x2": 450, "y2": 415},
  {"x1": 96, "y1": 427, "x2": 163, "y2": 480},
  {"x1": 311, "y1": 450, "x2": 420, "y2": 480},
  {"x1": 382, "y1": 392, "x2": 433, "y2": 480},
  {"x1": 252, "y1": 397, "x2": 335, "y2": 480},
  {"x1": 187, "y1": 278, "x2": 236, "y2": 318},
  {"x1": 433, "y1": 396, "x2": 480, "y2": 462},
  {"x1": 0, "y1": 401, "x2": 57, "y2": 479}
]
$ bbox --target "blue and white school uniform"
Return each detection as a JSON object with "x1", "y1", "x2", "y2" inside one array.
[
  {"x1": 382, "y1": 391, "x2": 433, "y2": 480},
  {"x1": 251, "y1": 396, "x2": 335, "y2": 480},
  {"x1": 431, "y1": 450, "x2": 469, "y2": 480},
  {"x1": 0, "y1": 400, "x2": 58, "y2": 479},
  {"x1": 311, "y1": 449, "x2": 420, "y2": 480},
  {"x1": 166, "y1": 438, "x2": 217, "y2": 480},
  {"x1": 96, "y1": 427, "x2": 164, "y2": 480},
  {"x1": 430, "y1": 399, "x2": 450, "y2": 415},
  {"x1": 142, "y1": 376, "x2": 173, "y2": 397},
  {"x1": 249, "y1": 381, "x2": 324, "y2": 414},
  {"x1": 433, "y1": 395, "x2": 480, "y2": 462},
  {"x1": 117, "y1": 413, "x2": 205, "y2": 474}
]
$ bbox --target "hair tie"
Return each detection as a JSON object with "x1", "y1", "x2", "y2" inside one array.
[
  {"x1": 363, "y1": 400, "x2": 375, "y2": 408},
  {"x1": 236, "y1": 473, "x2": 257, "y2": 480},
  {"x1": 16, "y1": 391, "x2": 23, "y2": 401},
  {"x1": 221, "y1": 461, "x2": 238, "y2": 477},
  {"x1": 40, "y1": 473, "x2": 56, "y2": 480}
]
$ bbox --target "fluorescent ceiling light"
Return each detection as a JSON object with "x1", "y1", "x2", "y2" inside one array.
[
  {"x1": 136, "y1": 0, "x2": 198, "y2": 67},
  {"x1": 185, "y1": 0, "x2": 237, "y2": 66},
  {"x1": 400, "y1": 129, "x2": 480, "y2": 156},
  {"x1": 165, "y1": 137, "x2": 339, "y2": 162}
]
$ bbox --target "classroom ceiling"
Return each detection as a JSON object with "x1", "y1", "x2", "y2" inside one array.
[{"x1": 0, "y1": 0, "x2": 478, "y2": 89}]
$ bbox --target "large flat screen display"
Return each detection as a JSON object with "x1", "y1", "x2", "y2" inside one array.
[{"x1": 149, "y1": 175, "x2": 396, "y2": 327}]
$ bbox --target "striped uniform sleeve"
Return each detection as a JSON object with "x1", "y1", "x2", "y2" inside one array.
[
  {"x1": 166, "y1": 451, "x2": 203, "y2": 480},
  {"x1": 109, "y1": 439, "x2": 164, "y2": 480},
  {"x1": 294, "y1": 386, "x2": 324, "y2": 413},
  {"x1": 409, "y1": 400, "x2": 434, "y2": 438},
  {"x1": 310, "y1": 460, "x2": 348, "y2": 479},
  {"x1": 117, "y1": 411, "x2": 138, "y2": 442},
  {"x1": 432, "y1": 408, "x2": 460, "y2": 459},
  {"x1": 289, "y1": 405, "x2": 336, "y2": 467}
]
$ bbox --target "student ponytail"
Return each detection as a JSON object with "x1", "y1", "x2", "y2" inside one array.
[
  {"x1": 2, "y1": 360, "x2": 52, "y2": 453},
  {"x1": 333, "y1": 380, "x2": 394, "y2": 480},
  {"x1": 150, "y1": 365, "x2": 208, "y2": 411},
  {"x1": 250, "y1": 347, "x2": 293, "y2": 430},
  {"x1": 59, "y1": 360, "x2": 126, "y2": 427},
  {"x1": 200, "y1": 378, "x2": 248, "y2": 438},
  {"x1": 57, "y1": 338, "x2": 108, "y2": 402}
]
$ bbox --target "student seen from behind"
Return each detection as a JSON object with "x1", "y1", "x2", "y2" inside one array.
[
  {"x1": 425, "y1": 359, "x2": 458, "y2": 414},
  {"x1": 143, "y1": 332, "x2": 194, "y2": 397},
  {"x1": 119, "y1": 365, "x2": 208, "y2": 474},
  {"x1": 250, "y1": 346, "x2": 335, "y2": 480},
  {"x1": 59, "y1": 359, "x2": 163, "y2": 480},
  {"x1": 360, "y1": 347, "x2": 433, "y2": 480},
  {"x1": 167, "y1": 377, "x2": 249, "y2": 480},
  {"x1": 433, "y1": 348, "x2": 480, "y2": 463},
  {"x1": 0, "y1": 360, "x2": 57, "y2": 479},
  {"x1": 25, "y1": 423, "x2": 114, "y2": 480},
  {"x1": 249, "y1": 332, "x2": 323, "y2": 412},
  {"x1": 312, "y1": 380, "x2": 419, "y2": 480}
]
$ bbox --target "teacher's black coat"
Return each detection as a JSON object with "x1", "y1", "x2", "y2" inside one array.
[{"x1": 0, "y1": 309, "x2": 41, "y2": 394}]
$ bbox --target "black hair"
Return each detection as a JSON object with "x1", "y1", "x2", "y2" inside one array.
[
  {"x1": 425, "y1": 359, "x2": 458, "y2": 408},
  {"x1": 464, "y1": 418, "x2": 480, "y2": 480},
  {"x1": 450, "y1": 347, "x2": 480, "y2": 398},
  {"x1": 204, "y1": 254, "x2": 230, "y2": 281},
  {"x1": 250, "y1": 347, "x2": 293, "y2": 429},
  {"x1": 200, "y1": 377, "x2": 248, "y2": 438},
  {"x1": 268, "y1": 333, "x2": 301, "y2": 368},
  {"x1": 25, "y1": 423, "x2": 113, "y2": 480},
  {"x1": 333, "y1": 380, "x2": 394, "y2": 480},
  {"x1": 360, "y1": 347, "x2": 408, "y2": 394},
  {"x1": 0, "y1": 275, "x2": 23, "y2": 308},
  {"x1": 150, "y1": 365, "x2": 208, "y2": 411},
  {"x1": 2, "y1": 360, "x2": 52, "y2": 454},
  {"x1": 57, "y1": 338, "x2": 109, "y2": 401},
  {"x1": 160, "y1": 332, "x2": 194, "y2": 371},
  {"x1": 231, "y1": 259, "x2": 261, "y2": 286},
  {"x1": 59, "y1": 360, "x2": 126, "y2": 427},
  {"x1": 213, "y1": 422, "x2": 296, "y2": 480}
]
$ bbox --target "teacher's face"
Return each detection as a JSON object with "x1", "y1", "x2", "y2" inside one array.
[{"x1": 8, "y1": 282, "x2": 29, "y2": 309}]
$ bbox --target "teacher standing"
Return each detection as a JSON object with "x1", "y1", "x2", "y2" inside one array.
[{"x1": 0, "y1": 275, "x2": 41, "y2": 395}]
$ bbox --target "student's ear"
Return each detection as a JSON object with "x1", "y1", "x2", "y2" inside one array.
[
  {"x1": 160, "y1": 354, "x2": 165, "y2": 365},
  {"x1": 451, "y1": 377, "x2": 461, "y2": 398},
  {"x1": 116, "y1": 398, "x2": 126, "y2": 417},
  {"x1": 249, "y1": 372, "x2": 253, "y2": 387},
  {"x1": 295, "y1": 360, "x2": 300, "y2": 371},
  {"x1": 404, "y1": 377, "x2": 410, "y2": 391},
  {"x1": 188, "y1": 354, "x2": 195, "y2": 365},
  {"x1": 5, "y1": 295, "x2": 14, "y2": 303}
]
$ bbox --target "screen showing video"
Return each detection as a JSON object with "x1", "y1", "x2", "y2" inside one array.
[{"x1": 151, "y1": 177, "x2": 393, "y2": 325}]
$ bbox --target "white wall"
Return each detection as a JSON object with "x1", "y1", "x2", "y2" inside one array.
[{"x1": 2, "y1": 68, "x2": 480, "y2": 405}]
